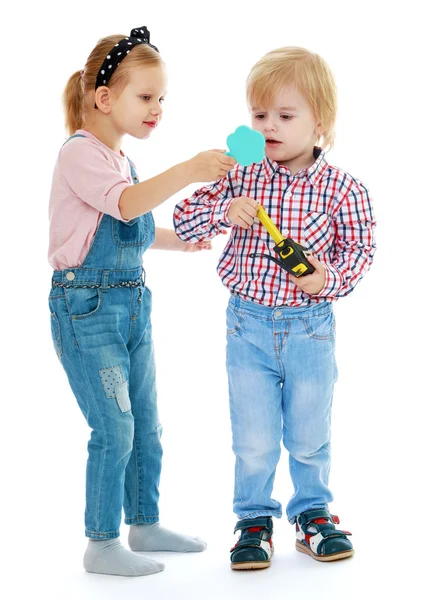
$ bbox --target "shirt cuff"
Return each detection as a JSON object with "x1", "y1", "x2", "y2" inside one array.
[
  {"x1": 313, "y1": 263, "x2": 344, "y2": 298},
  {"x1": 209, "y1": 197, "x2": 234, "y2": 226},
  {"x1": 105, "y1": 181, "x2": 131, "y2": 222}
]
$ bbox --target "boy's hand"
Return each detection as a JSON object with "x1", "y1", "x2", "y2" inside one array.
[
  {"x1": 228, "y1": 197, "x2": 259, "y2": 229},
  {"x1": 289, "y1": 254, "x2": 326, "y2": 295},
  {"x1": 183, "y1": 240, "x2": 212, "y2": 252},
  {"x1": 188, "y1": 150, "x2": 237, "y2": 183}
]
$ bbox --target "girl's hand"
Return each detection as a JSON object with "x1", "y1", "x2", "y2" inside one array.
[
  {"x1": 183, "y1": 240, "x2": 212, "y2": 252},
  {"x1": 188, "y1": 150, "x2": 237, "y2": 183},
  {"x1": 289, "y1": 255, "x2": 326, "y2": 295},
  {"x1": 151, "y1": 228, "x2": 211, "y2": 252},
  {"x1": 227, "y1": 197, "x2": 259, "y2": 229}
]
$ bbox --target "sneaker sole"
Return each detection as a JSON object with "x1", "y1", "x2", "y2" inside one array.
[
  {"x1": 231, "y1": 560, "x2": 271, "y2": 570},
  {"x1": 231, "y1": 545, "x2": 274, "y2": 570},
  {"x1": 296, "y1": 540, "x2": 354, "y2": 562}
]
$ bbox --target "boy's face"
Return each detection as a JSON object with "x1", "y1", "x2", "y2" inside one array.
[
  {"x1": 109, "y1": 65, "x2": 167, "y2": 139},
  {"x1": 251, "y1": 86, "x2": 322, "y2": 165}
]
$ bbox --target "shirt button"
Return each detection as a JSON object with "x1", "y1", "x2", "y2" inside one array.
[
  {"x1": 66, "y1": 272, "x2": 75, "y2": 281},
  {"x1": 275, "y1": 309, "x2": 282, "y2": 317},
  {"x1": 285, "y1": 192, "x2": 292, "y2": 199}
]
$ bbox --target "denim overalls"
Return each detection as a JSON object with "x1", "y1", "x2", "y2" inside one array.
[{"x1": 48, "y1": 134, "x2": 162, "y2": 540}]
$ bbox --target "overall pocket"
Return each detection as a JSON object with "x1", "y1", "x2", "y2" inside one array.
[
  {"x1": 50, "y1": 312, "x2": 63, "y2": 359},
  {"x1": 65, "y1": 287, "x2": 103, "y2": 320},
  {"x1": 112, "y1": 216, "x2": 147, "y2": 247}
]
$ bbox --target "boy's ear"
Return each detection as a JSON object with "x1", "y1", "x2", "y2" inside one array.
[
  {"x1": 95, "y1": 86, "x2": 112, "y2": 114},
  {"x1": 315, "y1": 121, "x2": 324, "y2": 137}
]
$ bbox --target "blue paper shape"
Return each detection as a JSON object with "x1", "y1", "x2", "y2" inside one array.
[{"x1": 225, "y1": 125, "x2": 265, "y2": 166}]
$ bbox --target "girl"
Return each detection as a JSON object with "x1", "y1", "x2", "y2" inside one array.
[{"x1": 48, "y1": 26, "x2": 236, "y2": 577}]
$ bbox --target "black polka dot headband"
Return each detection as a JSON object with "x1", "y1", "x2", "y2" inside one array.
[{"x1": 94, "y1": 26, "x2": 159, "y2": 91}]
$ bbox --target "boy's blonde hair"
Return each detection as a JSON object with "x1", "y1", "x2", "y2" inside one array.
[
  {"x1": 63, "y1": 35, "x2": 163, "y2": 134},
  {"x1": 246, "y1": 47, "x2": 337, "y2": 150}
]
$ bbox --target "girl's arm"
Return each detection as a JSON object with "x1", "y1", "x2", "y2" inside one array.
[
  {"x1": 151, "y1": 228, "x2": 212, "y2": 252},
  {"x1": 119, "y1": 151, "x2": 236, "y2": 220}
]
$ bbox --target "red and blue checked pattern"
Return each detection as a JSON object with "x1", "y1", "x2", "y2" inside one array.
[{"x1": 173, "y1": 149, "x2": 376, "y2": 307}]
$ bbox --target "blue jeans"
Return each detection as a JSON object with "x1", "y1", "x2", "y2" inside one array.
[
  {"x1": 49, "y1": 281, "x2": 162, "y2": 539},
  {"x1": 226, "y1": 295, "x2": 338, "y2": 523}
]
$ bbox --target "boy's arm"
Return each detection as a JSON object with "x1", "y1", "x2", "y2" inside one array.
[
  {"x1": 173, "y1": 170, "x2": 237, "y2": 243},
  {"x1": 313, "y1": 182, "x2": 377, "y2": 299}
]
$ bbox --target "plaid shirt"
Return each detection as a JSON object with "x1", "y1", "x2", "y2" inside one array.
[{"x1": 173, "y1": 148, "x2": 376, "y2": 307}]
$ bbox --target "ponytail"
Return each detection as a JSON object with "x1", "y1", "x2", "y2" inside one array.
[{"x1": 63, "y1": 70, "x2": 85, "y2": 135}]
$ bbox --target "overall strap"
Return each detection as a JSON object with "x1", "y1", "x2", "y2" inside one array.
[
  {"x1": 127, "y1": 156, "x2": 139, "y2": 184},
  {"x1": 62, "y1": 134, "x2": 139, "y2": 187},
  {"x1": 62, "y1": 133, "x2": 87, "y2": 146}
]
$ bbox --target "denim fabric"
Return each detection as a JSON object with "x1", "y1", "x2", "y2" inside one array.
[
  {"x1": 48, "y1": 135, "x2": 162, "y2": 539},
  {"x1": 226, "y1": 295, "x2": 337, "y2": 523}
]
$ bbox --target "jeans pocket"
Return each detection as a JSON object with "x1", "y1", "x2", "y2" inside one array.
[
  {"x1": 115, "y1": 381, "x2": 131, "y2": 413},
  {"x1": 65, "y1": 288, "x2": 102, "y2": 320},
  {"x1": 226, "y1": 305, "x2": 242, "y2": 335},
  {"x1": 50, "y1": 312, "x2": 63, "y2": 359},
  {"x1": 303, "y1": 309, "x2": 336, "y2": 341}
]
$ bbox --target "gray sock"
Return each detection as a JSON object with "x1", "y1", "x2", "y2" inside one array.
[
  {"x1": 83, "y1": 538, "x2": 165, "y2": 577},
  {"x1": 128, "y1": 523, "x2": 207, "y2": 552}
]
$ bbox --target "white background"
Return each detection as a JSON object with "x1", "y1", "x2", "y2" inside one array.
[{"x1": 1, "y1": 0, "x2": 419, "y2": 598}]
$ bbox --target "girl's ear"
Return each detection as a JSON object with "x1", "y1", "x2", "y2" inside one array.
[{"x1": 95, "y1": 86, "x2": 112, "y2": 113}]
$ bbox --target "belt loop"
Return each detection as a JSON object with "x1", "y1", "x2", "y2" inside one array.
[
  {"x1": 141, "y1": 267, "x2": 146, "y2": 287},
  {"x1": 101, "y1": 270, "x2": 110, "y2": 291}
]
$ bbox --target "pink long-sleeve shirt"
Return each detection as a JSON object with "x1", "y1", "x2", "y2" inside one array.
[{"x1": 48, "y1": 129, "x2": 133, "y2": 270}]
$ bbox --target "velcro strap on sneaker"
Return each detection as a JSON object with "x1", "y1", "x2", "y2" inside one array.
[
  {"x1": 315, "y1": 529, "x2": 350, "y2": 554},
  {"x1": 319, "y1": 530, "x2": 347, "y2": 540},
  {"x1": 234, "y1": 517, "x2": 273, "y2": 534},
  {"x1": 236, "y1": 538, "x2": 264, "y2": 549},
  {"x1": 297, "y1": 509, "x2": 331, "y2": 527}
]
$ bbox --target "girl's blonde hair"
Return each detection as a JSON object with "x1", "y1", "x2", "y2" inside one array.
[
  {"x1": 246, "y1": 47, "x2": 337, "y2": 150},
  {"x1": 63, "y1": 35, "x2": 163, "y2": 134}
]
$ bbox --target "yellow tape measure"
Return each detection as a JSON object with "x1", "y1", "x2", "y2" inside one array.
[{"x1": 251, "y1": 205, "x2": 315, "y2": 277}]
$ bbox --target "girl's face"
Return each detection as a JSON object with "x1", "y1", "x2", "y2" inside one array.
[
  {"x1": 251, "y1": 86, "x2": 323, "y2": 167},
  {"x1": 110, "y1": 65, "x2": 167, "y2": 139}
]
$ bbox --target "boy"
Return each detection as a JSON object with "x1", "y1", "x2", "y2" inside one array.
[{"x1": 174, "y1": 47, "x2": 376, "y2": 569}]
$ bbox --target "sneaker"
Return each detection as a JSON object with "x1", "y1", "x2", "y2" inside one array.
[
  {"x1": 230, "y1": 516, "x2": 274, "y2": 570},
  {"x1": 295, "y1": 508, "x2": 354, "y2": 562}
]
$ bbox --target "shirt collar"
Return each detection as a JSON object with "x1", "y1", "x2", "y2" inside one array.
[{"x1": 262, "y1": 147, "x2": 328, "y2": 187}]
